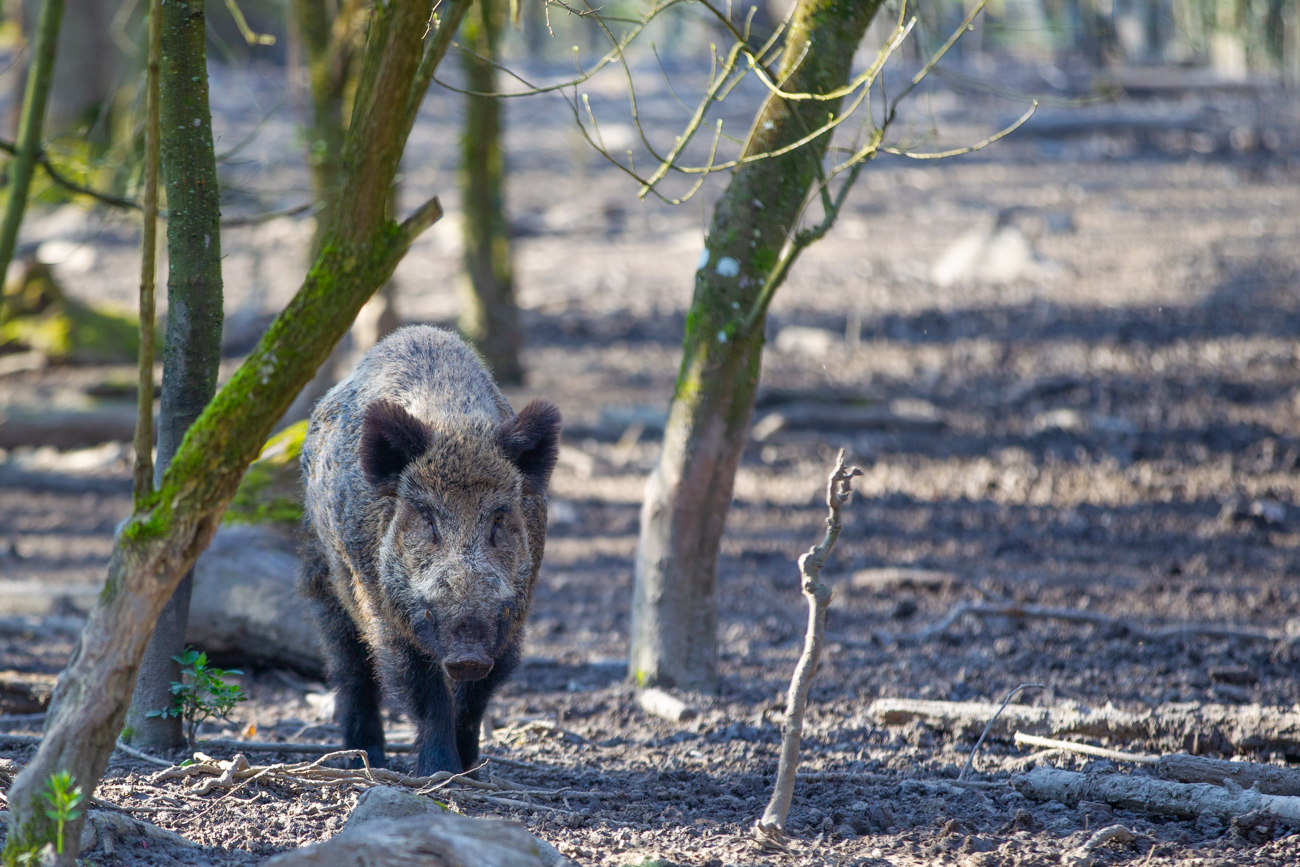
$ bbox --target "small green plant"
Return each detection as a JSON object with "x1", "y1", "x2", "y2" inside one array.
[
  {"x1": 145, "y1": 648, "x2": 247, "y2": 748},
  {"x1": 41, "y1": 770, "x2": 84, "y2": 856}
]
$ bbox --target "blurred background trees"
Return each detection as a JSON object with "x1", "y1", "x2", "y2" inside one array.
[{"x1": 459, "y1": 0, "x2": 523, "y2": 384}]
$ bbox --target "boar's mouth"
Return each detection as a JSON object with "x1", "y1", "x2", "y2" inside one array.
[{"x1": 419, "y1": 609, "x2": 497, "y2": 682}]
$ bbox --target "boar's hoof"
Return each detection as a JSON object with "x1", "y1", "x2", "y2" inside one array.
[{"x1": 443, "y1": 655, "x2": 494, "y2": 681}]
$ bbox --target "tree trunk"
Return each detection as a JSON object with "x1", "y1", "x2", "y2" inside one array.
[
  {"x1": 30, "y1": 0, "x2": 121, "y2": 137},
  {"x1": 459, "y1": 0, "x2": 523, "y2": 385},
  {"x1": 123, "y1": 0, "x2": 225, "y2": 751},
  {"x1": 0, "y1": 0, "x2": 63, "y2": 323},
  {"x1": 1, "y1": 2, "x2": 469, "y2": 860},
  {"x1": 276, "y1": 0, "x2": 387, "y2": 430},
  {"x1": 629, "y1": 0, "x2": 882, "y2": 692},
  {"x1": 293, "y1": 0, "x2": 359, "y2": 259}
]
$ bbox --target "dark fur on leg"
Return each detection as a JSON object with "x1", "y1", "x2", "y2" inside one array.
[
  {"x1": 320, "y1": 598, "x2": 386, "y2": 769},
  {"x1": 302, "y1": 536, "x2": 386, "y2": 769},
  {"x1": 454, "y1": 642, "x2": 520, "y2": 773},
  {"x1": 387, "y1": 641, "x2": 461, "y2": 775}
]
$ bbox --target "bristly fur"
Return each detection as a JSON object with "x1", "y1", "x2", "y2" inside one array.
[{"x1": 299, "y1": 325, "x2": 561, "y2": 775}]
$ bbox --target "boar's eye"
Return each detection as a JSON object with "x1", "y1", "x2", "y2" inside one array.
[
  {"x1": 489, "y1": 512, "x2": 506, "y2": 547},
  {"x1": 426, "y1": 516, "x2": 441, "y2": 546}
]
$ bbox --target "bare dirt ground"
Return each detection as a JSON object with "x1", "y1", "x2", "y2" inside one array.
[{"x1": 2, "y1": 46, "x2": 1300, "y2": 867}]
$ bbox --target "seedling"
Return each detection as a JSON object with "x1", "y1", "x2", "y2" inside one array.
[
  {"x1": 41, "y1": 770, "x2": 83, "y2": 856},
  {"x1": 146, "y1": 648, "x2": 247, "y2": 748}
]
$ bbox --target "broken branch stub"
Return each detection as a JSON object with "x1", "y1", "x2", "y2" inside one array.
[
  {"x1": 638, "y1": 688, "x2": 698, "y2": 723},
  {"x1": 754, "y1": 451, "x2": 861, "y2": 848}
]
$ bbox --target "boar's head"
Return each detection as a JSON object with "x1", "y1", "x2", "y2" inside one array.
[{"x1": 360, "y1": 398, "x2": 561, "y2": 681}]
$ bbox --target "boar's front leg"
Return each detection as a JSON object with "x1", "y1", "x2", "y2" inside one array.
[
  {"x1": 453, "y1": 645, "x2": 520, "y2": 772},
  {"x1": 314, "y1": 592, "x2": 386, "y2": 769},
  {"x1": 393, "y1": 643, "x2": 462, "y2": 775}
]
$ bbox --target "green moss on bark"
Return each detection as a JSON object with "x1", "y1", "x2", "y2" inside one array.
[{"x1": 224, "y1": 421, "x2": 307, "y2": 526}]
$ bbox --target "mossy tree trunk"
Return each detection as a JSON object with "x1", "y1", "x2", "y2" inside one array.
[
  {"x1": 2, "y1": 2, "x2": 468, "y2": 860},
  {"x1": 629, "y1": 0, "x2": 882, "y2": 692},
  {"x1": 123, "y1": 0, "x2": 225, "y2": 751},
  {"x1": 0, "y1": 0, "x2": 63, "y2": 321},
  {"x1": 459, "y1": 0, "x2": 523, "y2": 384}
]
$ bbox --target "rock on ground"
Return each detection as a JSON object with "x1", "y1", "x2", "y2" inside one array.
[{"x1": 266, "y1": 807, "x2": 573, "y2": 867}]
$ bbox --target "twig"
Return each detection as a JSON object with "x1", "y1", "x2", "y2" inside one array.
[
  {"x1": 959, "y1": 684, "x2": 1045, "y2": 781},
  {"x1": 219, "y1": 202, "x2": 316, "y2": 227},
  {"x1": 1013, "y1": 732, "x2": 1157, "y2": 766},
  {"x1": 917, "y1": 601, "x2": 1288, "y2": 644},
  {"x1": 754, "y1": 451, "x2": 862, "y2": 849},
  {"x1": 114, "y1": 739, "x2": 173, "y2": 767}
]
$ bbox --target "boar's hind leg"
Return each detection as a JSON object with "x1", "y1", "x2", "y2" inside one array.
[
  {"x1": 314, "y1": 593, "x2": 386, "y2": 769},
  {"x1": 454, "y1": 647, "x2": 520, "y2": 773},
  {"x1": 394, "y1": 645, "x2": 462, "y2": 775}
]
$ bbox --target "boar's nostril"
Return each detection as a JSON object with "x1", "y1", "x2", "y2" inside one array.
[{"x1": 443, "y1": 655, "x2": 494, "y2": 682}]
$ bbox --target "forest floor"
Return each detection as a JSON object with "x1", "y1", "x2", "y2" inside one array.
[{"x1": 2, "y1": 46, "x2": 1300, "y2": 867}]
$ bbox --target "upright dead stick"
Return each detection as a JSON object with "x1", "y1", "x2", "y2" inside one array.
[
  {"x1": 132, "y1": 0, "x2": 162, "y2": 502},
  {"x1": 754, "y1": 450, "x2": 861, "y2": 848}
]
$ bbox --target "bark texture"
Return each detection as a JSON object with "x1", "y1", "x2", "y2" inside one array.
[
  {"x1": 459, "y1": 0, "x2": 523, "y2": 384},
  {"x1": 629, "y1": 0, "x2": 882, "y2": 691},
  {"x1": 125, "y1": 0, "x2": 225, "y2": 751},
  {"x1": 2, "y1": 2, "x2": 467, "y2": 860}
]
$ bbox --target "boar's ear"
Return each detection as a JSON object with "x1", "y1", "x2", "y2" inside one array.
[
  {"x1": 497, "y1": 399, "x2": 562, "y2": 494},
  {"x1": 361, "y1": 400, "x2": 431, "y2": 495}
]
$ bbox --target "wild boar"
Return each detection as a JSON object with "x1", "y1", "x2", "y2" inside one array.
[{"x1": 298, "y1": 325, "x2": 560, "y2": 774}]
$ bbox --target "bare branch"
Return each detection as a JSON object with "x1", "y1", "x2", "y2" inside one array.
[
  {"x1": 1013, "y1": 732, "x2": 1158, "y2": 766},
  {"x1": 882, "y1": 100, "x2": 1037, "y2": 160},
  {"x1": 754, "y1": 451, "x2": 862, "y2": 847}
]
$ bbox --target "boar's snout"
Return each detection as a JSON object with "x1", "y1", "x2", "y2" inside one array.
[{"x1": 443, "y1": 652, "x2": 494, "y2": 682}]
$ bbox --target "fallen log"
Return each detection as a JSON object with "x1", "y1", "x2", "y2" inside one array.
[
  {"x1": 869, "y1": 698, "x2": 1300, "y2": 756},
  {"x1": 1156, "y1": 753, "x2": 1300, "y2": 797},
  {"x1": 1014, "y1": 766, "x2": 1300, "y2": 827},
  {"x1": 917, "y1": 601, "x2": 1286, "y2": 644},
  {"x1": 1014, "y1": 732, "x2": 1300, "y2": 796},
  {"x1": 0, "y1": 406, "x2": 141, "y2": 450}
]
